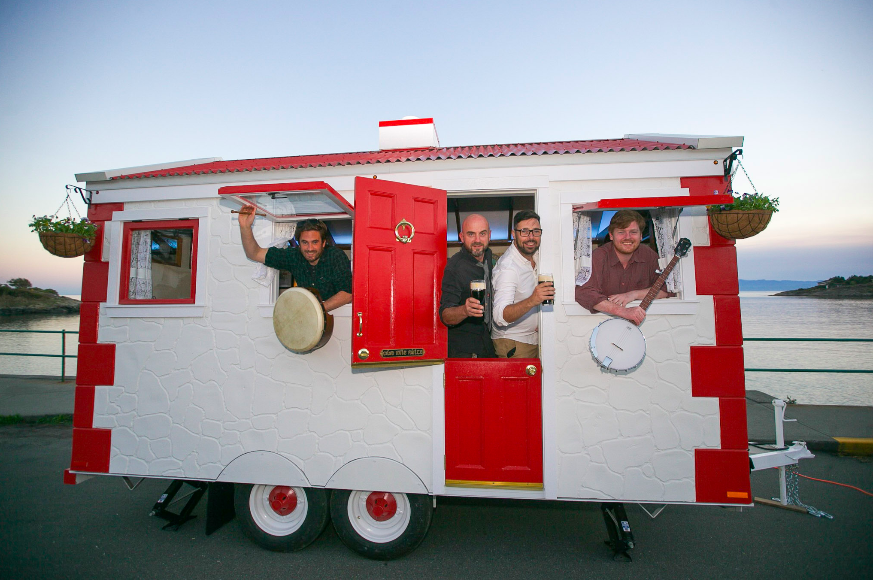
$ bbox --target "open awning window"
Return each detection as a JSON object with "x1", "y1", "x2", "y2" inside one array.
[
  {"x1": 572, "y1": 193, "x2": 733, "y2": 212},
  {"x1": 218, "y1": 181, "x2": 354, "y2": 221}
]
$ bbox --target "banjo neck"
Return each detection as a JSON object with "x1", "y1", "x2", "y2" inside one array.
[{"x1": 639, "y1": 254, "x2": 681, "y2": 312}]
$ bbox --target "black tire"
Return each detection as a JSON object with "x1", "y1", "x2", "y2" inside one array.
[
  {"x1": 330, "y1": 489, "x2": 433, "y2": 560},
  {"x1": 234, "y1": 484, "x2": 329, "y2": 552}
]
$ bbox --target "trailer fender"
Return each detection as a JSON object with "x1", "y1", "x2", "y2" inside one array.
[
  {"x1": 216, "y1": 451, "x2": 310, "y2": 487},
  {"x1": 326, "y1": 458, "x2": 429, "y2": 494}
]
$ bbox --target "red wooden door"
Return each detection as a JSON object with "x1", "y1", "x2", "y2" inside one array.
[
  {"x1": 352, "y1": 177, "x2": 447, "y2": 367},
  {"x1": 445, "y1": 358, "x2": 543, "y2": 488}
]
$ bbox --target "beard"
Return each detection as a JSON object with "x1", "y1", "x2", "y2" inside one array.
[
  {"x1": 514, "y1": 237, "x2": 539, "y2": 257},
  {"x1": 612, "y1": 239, "x2": 640, "y2": 255},
  {"x1": 466, "y1": 242, "x2": 486, "y2": 258}
]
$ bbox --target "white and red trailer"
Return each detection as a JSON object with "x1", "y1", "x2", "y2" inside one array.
[{"x1": 66, "y1": 119, "x2": 751, "y2": 559}]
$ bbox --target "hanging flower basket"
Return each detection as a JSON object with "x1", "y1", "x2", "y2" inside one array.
[
  {"x1": 37, "y1": 231, "x2": 95, "y2": 258},
  {"x1": 708, "y1": 209, "x2": 773, "y2": 240}
]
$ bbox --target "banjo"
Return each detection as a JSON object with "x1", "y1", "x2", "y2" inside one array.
[{"x1": 589, "y1": 238, "x2": 692, "y2": 373}]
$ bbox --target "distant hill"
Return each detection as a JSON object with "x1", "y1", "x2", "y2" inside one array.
[
  {"x1": 0, "y1": 284, "x2": 81, "y2": 316},
  {"x1": 775, "y1": 275, "x2": 873, "y2": 299},
  {"x1": 739, "y1": 279, "x2": 819, "y2": 291}
]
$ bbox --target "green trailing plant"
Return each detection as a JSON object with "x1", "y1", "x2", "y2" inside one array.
[
  {"x1": 709, "y1": 191, "x2": 779, "y2": 213},
  {"x1": 29, "y1": 215, "x2": 97, "y2": 238}
]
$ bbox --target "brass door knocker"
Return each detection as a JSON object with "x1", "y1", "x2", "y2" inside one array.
[{"x1": 395, "y1": 219, "x2": 415, "y2": 243}]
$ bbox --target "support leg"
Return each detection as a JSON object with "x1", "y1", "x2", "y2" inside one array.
[{"x1": 601, "y1": 502, "x2": 635, "y2": 561}]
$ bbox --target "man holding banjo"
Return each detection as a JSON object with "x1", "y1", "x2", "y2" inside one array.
[
  {"x1": 575, "y1": 210, "x2": 671, "y2": 325},
  {"x1": 238, "y1": 208, "x2": 352, "y2": 313}
]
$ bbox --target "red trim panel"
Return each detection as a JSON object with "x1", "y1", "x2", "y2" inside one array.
[
  {"x1": 690, "y1": 346, "x2": 745, "y2": 398},
  {"x1": 573, "y1": 194, "x2": 733, "y2": 211},
  {"x1": 719, "y1": 398, "x2": 748, "y2": 450},
  {"x1": 63, "y1": 469, "x2": 78, "y2": 485},
  {"x1": 73, "y1": 385, "x2": 96, "y2": 428},
  {"x1": 76, "y1": 343, "x2": 116, "y2": 386},
  {"x1": 78, "y1": 302, "x2": 100, "y2": 344},
  {"x1": 694, "y1": 246, "x2": 739, "y2": 296},
  {"x1": 713, "y1": 296, "x2": 743, "y2": 346},
  {"x1": 87, "y1": 202, "x2": 124, "y2": 222},
  {"x1": 680, "y1": 175, "x2": 729, "y2": 197},
  {"x1": 83, "y1": 222, "x2": 105, "y2": 262},
  {"x1": 379, "y1": 118, "x2": 434, "y2": 127},
  {"x1": 707, "y1": 221, "x2": 736, "y2": 247},
  {"x1": 695, "y1": 449, "x2": 751, "y2": 504},
  {"x1": 70, "y1": 428, "x2": 112, "y2": 472},
  {"x1": 81, "y1": 261, "x2": 109, "y2": 302}
]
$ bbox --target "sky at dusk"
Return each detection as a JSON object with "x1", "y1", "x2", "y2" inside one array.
[{"x1": 1, "y1": 0, "x2": 871, "y2": 294}]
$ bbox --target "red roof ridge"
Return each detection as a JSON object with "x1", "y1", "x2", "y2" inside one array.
[{"x1": 112, "y1": 137, "x2": 691, "y2": 180}]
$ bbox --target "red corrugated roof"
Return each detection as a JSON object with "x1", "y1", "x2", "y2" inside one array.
[{"x1": 113, "y1": 138, "x2": 691, "y2": 180}]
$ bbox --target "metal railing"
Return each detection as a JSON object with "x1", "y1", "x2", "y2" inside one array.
[
  {"x1": 0, "y1": 329, "x2": 78, "y2": 381},
  {"x1": 744, "y1": 337, "x2": 873, "y2": 374}
]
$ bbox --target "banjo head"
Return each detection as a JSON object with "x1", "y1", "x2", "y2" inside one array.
[
  {"x1": 273, "y1": 287, "x2": 327, "y2": 353},
  {"x1": 590, "y1": 318, "x2": 647, "y2": 372}
]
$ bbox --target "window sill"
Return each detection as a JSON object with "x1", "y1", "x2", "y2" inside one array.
[
  {"x1": 562, "y1": 298, "x2": 699, "y2": 316},
  {"x1": 103, "y1": 304, "x2": 206, "y2": 318}
]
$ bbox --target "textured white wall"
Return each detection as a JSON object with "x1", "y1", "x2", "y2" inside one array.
[
  {"x1": 93, "y1": 198, "x2": 434, "y2": 489},
  {"x1": 549, "y1": 212, "x2": 720, "y2": 503}
]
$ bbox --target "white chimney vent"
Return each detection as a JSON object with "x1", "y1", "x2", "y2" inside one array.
[{"x1": 379, "y1": 117, "x2": 439, "y2": 150}]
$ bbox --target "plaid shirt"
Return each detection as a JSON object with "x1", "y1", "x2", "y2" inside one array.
[{"x1": 264, "y1": 244, "x2": 352, "y2": 300}]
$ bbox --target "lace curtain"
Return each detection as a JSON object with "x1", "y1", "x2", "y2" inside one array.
[
  {"x1": 252, "y1": 221, "x2": 296, "y2": 287},
  {"x1": 573, "y1": 211, "x2": 592, "y2": 285},
  {"x1": 128, "y1": 230, "x2": 153, "y2": 299},
  {"x1": 650, "y1": 208, "x2": 681, "y2": 293}
]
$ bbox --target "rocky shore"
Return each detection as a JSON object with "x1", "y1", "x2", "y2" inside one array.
[
  {"x1": 0, "y1": 288, "x2": 80, "y2": 316},
  {"x1": 775, "y1": 277, "x2": 873, "y2": 298}
]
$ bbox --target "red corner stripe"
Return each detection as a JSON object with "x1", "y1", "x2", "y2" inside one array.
[
  {"x1": 694, "y1": 246, "x2": 739, "y2": 296},
  {"x1": 713, "y1": 295, "x2": 743, "y2": 346},
  {"x1": 81, "y1": 261, "x2": 109, "y2": 303},
  {"x1": 690, "y1": 346, "x2": 745, "y2": 398},
  {"x1": 70, "y1": 428, "x2": 112, "y2": 473},
  {"x1": 76, "y1": 343, "x2": 115, "y2": 386},
  {"x1": 73, "y1": 385, "x2": 96, "y2": 428},
  {"x1": 695, "y1": 448, "x2": 752, "y2": 504},
  {"x1": 379, "y1": 118, "x2": 434, "y2": 127},
  {"x1": 718, "y1": 398, "x2": 749, "y2": 450}
]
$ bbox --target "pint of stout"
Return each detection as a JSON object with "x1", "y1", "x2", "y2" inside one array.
[
  {"x1": 538, "y1": 273, "x2": 554, "y2": 305},
  {"x1": 470, "y1": 280, "x2": 486, "y2": 303}
]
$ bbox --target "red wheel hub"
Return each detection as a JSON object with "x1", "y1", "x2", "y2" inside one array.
[
  {"x1": 365, "y1": 492, "x2": 397, "y2": 521},
  {"x1": 268, "y1": 486, "x2": 298, "y2": 516}
]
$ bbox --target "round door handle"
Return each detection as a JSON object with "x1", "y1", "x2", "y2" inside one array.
[
  {"x1": 395, "y1": 219, "x2": 415, "y2": 243},
  {"x1": 526, "y1": 365, "x2": 537, "y2": 376}
]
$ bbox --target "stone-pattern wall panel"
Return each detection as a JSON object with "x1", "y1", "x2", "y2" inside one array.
[
  {"x1": 555, "y1": 295, "x2": 719, "y2": 502},
  {"x1": 95, "y1": 199, "x2": 433, "y2": 489}
]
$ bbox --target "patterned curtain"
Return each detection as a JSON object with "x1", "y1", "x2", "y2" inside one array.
[
  {"x1": 650, "y1": 208, "x2": 682, "y2": 293},
  {"x1": 252, "y1": 221, "x2": 296, "y2": 287},
  {"x1": 573, "y1": 211, "x2": 593, "y2": 285},
  {"x1": 128, "y1": 230, "x2": 153, "y2": 299}
]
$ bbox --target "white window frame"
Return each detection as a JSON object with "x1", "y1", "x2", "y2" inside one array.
[
  {"x1": 560, "y1": 189, "x2": 700, "y2": 316},
  {"x1": 103, "y1": 207, "x2": 210, "y2": 318}
]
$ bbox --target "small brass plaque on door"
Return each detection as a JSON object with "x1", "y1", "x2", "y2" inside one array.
[{"x1": 380, "y1": 348, "x2": 425, "y2": 358}]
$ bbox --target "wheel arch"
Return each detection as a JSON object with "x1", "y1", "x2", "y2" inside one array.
[
  {"x1": 217, "y1": 451, "x2": 310, "y2": 487},
  {"x1": 326, "y1": 457, "x2": 430, "y2": 494}
]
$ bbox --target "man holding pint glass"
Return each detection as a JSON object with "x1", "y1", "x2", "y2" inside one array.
[
  {"x1": 439, "y1": 214, "x2": 497, "y2": 358},
  {"x1": 491, "y1": 210, "x2": 554, "y2": 358}
]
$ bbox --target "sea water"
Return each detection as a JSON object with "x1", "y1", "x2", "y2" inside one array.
[{"x1": 0, "y1": 295, "x2": 870, "y2": 406}]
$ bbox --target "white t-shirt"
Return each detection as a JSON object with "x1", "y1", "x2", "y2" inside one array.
[{"x1": 491, "y1": 242, "x2": 539, "y2": 345}]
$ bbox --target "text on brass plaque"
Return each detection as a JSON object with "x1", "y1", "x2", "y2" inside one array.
[{"x1": 380, "y1": 348, "x2": 425, "y2": 358}]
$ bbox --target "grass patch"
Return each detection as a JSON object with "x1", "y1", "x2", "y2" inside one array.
[{"x1": 0, "y1": 414, "x2": 73, "y2": 425}]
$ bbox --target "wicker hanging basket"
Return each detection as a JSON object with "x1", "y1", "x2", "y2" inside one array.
[
  {"x1": 38, "y1": 232, "x2": 95, "y2": 258},
  {"x1": 708, "y1": 209, "x2": 773, "y2": 240}
]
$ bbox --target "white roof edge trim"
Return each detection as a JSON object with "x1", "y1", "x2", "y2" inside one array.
[
  {"x1": 75, "y1": 157, "x2": 224, "y2": 182},
  {"x1": 625, "y1": 133, "x2": 744, "y2": 149}
]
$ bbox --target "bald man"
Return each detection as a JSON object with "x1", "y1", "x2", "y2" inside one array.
[{"x1": 439, "y1": 214, "x2": 497, "y2": 358}]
